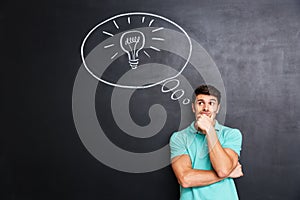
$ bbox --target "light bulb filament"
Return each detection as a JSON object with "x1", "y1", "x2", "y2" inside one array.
[{"x1": 124, "y1": 36, "x2": 140, "y2": 46}]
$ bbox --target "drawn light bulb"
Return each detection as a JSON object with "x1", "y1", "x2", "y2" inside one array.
[{"x1": 120, "y1": 30, "x2": 145, "y2": 69}]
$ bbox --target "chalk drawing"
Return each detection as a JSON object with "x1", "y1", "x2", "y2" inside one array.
[
  {"x1": 120, "y1": 30, "x2": 145, "y2": 69},
  {"x1": 74, "y1": 12, "x2": 227, "y2": 173},
  {"x1": 81, "y1": 12, "x2": 192, "y2": 89}
]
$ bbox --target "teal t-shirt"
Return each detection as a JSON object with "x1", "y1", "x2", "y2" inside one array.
[{"x1": 169, "y1": 121, "x2": 242, "y2": 200}]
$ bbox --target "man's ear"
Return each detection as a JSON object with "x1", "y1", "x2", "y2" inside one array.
[
  {"x1": 216, "y1": 104, "x2": 220, "y2": 114},
  {"x1": 192, "y1": 103, "x2": 195, "y2": 113}
]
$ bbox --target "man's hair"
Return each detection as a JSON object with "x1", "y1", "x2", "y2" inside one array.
[{"x1": 193, "y1": 85, "x2": 221, "y2": 104}]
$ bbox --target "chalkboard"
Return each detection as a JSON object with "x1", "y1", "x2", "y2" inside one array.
[{"x1": 2, "y1": 0, "x2": 300, "y2": 199}]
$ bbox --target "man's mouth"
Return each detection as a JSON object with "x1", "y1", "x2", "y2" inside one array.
[{"x1": 200, "y1": 112, "x2": 210, "y2": 116}]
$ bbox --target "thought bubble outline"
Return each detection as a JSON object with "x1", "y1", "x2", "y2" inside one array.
[{"x1": 80, "y1": 12, "x2": 192, "y2": 89}]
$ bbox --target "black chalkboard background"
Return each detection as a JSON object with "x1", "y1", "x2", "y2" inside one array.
[{"x1": 2, "y1": 0, "x2": 300, "y2": 199}]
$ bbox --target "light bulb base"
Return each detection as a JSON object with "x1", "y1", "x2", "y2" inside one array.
[{"x1": 129, "y1": 59, "x2": 139, "y2": 69}]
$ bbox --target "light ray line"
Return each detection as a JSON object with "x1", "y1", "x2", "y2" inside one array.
[
  {"x1": 111, "y1": 52, "x2": 118, "y2": 59},
  {"x1": 128, "y1": 17, "x2": 131, "y2": 24},
  {"x1": 152, "y1": 27, "x2": 164, "y2": 32},
  {"x1": 150, "y1": 46, "x2": 161, "y2": 51},
  {"x1": 104, "y1": 44, "x2": 115, "y2": 48},
  {"x1": 152, "y1": 37, "x2": 165, "y2": 41},
  {"x1": 102, "y1": 31, "x2": 114, "y2": 37},
  {"x1": 143, "y1": 50, "x2": 150, "y2": 58},
  {"x1": 142, "y1": 17, "x2": 145, "y2": 23},
  {"x1": 148, "y1": 19, "x2": 154, "y2": 27},
  {"x1": 113, "y1": 20, "x2": 119, "y2": 29}
]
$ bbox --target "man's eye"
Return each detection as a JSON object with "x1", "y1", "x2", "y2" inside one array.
[
  {"x1": 209, "y1": 102, "x2": 215, "y2": 106},
  {"x1": 198, "y1": 102, "x2": 204, "y2": 105}
]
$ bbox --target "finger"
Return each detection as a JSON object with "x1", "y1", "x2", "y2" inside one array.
[
  {"x1": 198, "y1": 114, "x2": 207, "y2": 121},
  {"x1": 210, "y1": 111, "x2": 217, "y2": 120},
  {"x1": 201, "y1": 114, "x2": 210, "y2": 120},
  {"x1": 199, "y1": 112, "x2": 212, "y2": 120},
  {"x1": 196, "y1": 114, "x2": 202, "y2": 120}
]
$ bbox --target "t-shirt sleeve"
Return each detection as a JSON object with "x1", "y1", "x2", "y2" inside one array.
[
  {"x1": 169, "y1": 132, "x2": 188, "y2": 160},
  {"x1": 222, "y1": 129, "x2": 242, "y2": 157}
]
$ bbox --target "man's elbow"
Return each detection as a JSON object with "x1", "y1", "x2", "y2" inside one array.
[
  {"x1": 178, "y1": 174, "x2": 192, "y2": 188},
  {"x1": 216, "y1": 163, "x2": 238, "y2": 178},
  {"x1": 216, "y1": 169, "x2": 231, "y2": 178},
  {"x1": 216, "y1": 158, "x2": 238, "y2": 178}
]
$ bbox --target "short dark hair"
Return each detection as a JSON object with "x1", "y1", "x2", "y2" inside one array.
[{"x1": 193, "y1": 85, "x2": 221, "y2": 104}]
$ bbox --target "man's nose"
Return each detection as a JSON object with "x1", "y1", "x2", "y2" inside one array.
[{"x1": 203, "y1": 104, "x2": 209, "y2": 111}]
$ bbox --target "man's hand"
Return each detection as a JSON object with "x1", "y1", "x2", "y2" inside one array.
[
  {"x1": 228, "y1": 162, "x2": 243, "y2": 178},
  {"x1": 195, "y1": 114, "x2": 215, "y2": 134}
]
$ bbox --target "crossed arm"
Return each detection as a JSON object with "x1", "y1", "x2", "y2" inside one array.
[
  {"x1": 171, "y1": 149, "x2": 242, "y2": 188},
  {"x1": 171, "y1": 122, "x2": 242, "y2": 188},
  {"x1": 171, "y1": 113, "x2": 243, "y2": 188},
  {"x1": 197, "y1": 114, "x2": 240, "y2": 178}
]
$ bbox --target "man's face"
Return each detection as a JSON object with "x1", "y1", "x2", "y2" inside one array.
[{"x1": 192, "y1": 94, "x2": 220, "y2": 120}]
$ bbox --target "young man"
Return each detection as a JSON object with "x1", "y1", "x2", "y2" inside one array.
[{"x1": 169, "y1": 85, "x2": 243, "y2": 200}]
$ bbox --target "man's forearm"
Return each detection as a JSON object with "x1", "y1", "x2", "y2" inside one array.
[
  {"x1": 206, "y1": 129, "x2": 236, "y2": 178},
  {"x1": 179, "y1": 168, "x2": 223, "y2": 188}
]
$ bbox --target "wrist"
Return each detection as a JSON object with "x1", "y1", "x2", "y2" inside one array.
[{"x1": 203, "y1": 125, "x2": 214, "y2": 134}]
